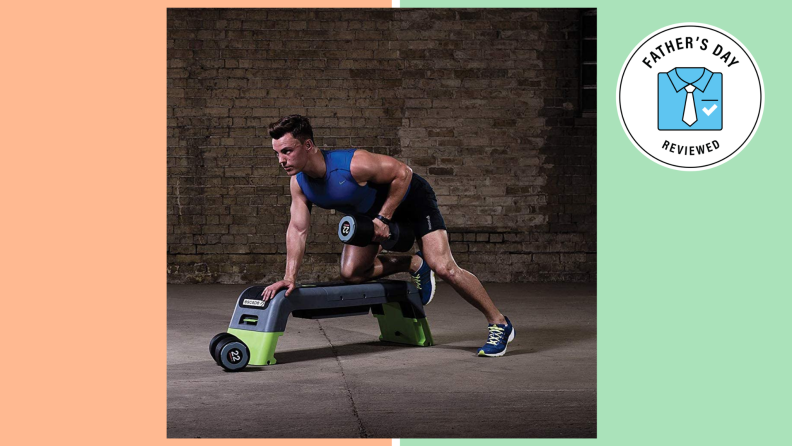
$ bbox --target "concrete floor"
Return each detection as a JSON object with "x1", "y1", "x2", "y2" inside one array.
[{"x1": 167, "y1": 282, "x2": 596, "y2": 438}]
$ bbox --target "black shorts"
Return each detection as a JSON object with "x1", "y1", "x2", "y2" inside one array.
[{"x1": 392, "y1": 173, "x2": 447, "y2": 239}]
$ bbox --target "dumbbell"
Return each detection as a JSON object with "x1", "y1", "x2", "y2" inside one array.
[
  {"x1": 209, "y1": 332, "x2": 250, "y2": 372},
  {"x1": 338, "y1": 215, "x2": 415, "y2": 252}
]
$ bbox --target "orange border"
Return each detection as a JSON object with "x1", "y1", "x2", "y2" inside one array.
[{"x1": 3, "y1": 1, "x2": 391, "y2": 444}]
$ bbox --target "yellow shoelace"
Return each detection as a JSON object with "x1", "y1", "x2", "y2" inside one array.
[
  {"x1": 411, "y1": 272, "x2": 422, "y2": 290},
  {"x1": 486, "y1": 326, "x2": 505, "y2": 346}
]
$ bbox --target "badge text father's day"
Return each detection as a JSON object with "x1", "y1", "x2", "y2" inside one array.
[{"x1": 642, "y1": 37, "x2": 740, "y2": 69}]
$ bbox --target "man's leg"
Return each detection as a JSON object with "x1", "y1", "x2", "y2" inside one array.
[
  {"x1": 418, "y1": 229, "x2": 507, "y2": 325},
  {"x1": 339, "y1": 243, "x2": 422, "y2": 283}
]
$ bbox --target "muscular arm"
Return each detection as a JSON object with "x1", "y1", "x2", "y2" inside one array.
[
  {"x1": 261, "y1": 176, "x2": 311, "y2": 299},
  {"x1": 349, "y1": 150, "x2": 413, "y2": 220},
  {"x1": 284, "y1": 176, "x2": 311, "y2": 282}
]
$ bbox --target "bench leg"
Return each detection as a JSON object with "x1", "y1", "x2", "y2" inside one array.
[
  {"x1": 228, "y1": 329, "x2": 283, "y2": 366},
  {"x1": 373, "y1": 302, "x2": 434, "y2": 347}
]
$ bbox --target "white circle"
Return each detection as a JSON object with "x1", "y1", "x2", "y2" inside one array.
[{"x1": 617, "y1": 23, "x2": 764, "y2": 171}]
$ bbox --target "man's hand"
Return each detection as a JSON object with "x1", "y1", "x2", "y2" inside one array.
[
  {"x1": 372, "y1": 218, "x2": 390, "y2": 243},
  {"x1": 261, "y1": 279, "x2": 296, "y2": 301}
]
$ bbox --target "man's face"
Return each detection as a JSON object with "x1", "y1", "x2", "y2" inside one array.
[{"x1": 272, "y1": 133, "x2": 312, "y2": 176}]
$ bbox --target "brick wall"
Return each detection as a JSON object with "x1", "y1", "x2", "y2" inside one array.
[{"x1": 167, "y1": 8, "x2": 596, "y2": 284}]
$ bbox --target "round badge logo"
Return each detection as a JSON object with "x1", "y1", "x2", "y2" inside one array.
[{"x1": 617, "y1": 23, "x2": 764, "y2": 170}]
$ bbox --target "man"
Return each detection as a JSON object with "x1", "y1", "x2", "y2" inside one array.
[{"x1": 260, "y1": 115, "x2": 515, "y2": 357}]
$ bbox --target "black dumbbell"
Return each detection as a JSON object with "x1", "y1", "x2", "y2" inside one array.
[
  {"x1": 209, "y1": 332, "x2": 235, "y2": 366},
  {"x1": 338, "y1": 215, "x2": 415, "y2": 252},
  {"x1": 212, "y1": 334, "x2": 250, "y2": 372}
]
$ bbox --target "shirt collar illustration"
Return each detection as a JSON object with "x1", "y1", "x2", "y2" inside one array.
[{"x1": 666, "y1": 68, "x2": 714, "y2": 93}]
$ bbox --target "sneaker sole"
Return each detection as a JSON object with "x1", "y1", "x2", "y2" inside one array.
[
  {"x1": 424, "y1": 270, "x2": 436, "y2": 305},
  {"x1": 477, "y1": 327, "x2": 516, "y2": 357}
]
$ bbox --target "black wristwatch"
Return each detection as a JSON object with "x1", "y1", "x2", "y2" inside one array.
[{"x1": 376, "y1": 215, "x2": 391, "y2": 225}]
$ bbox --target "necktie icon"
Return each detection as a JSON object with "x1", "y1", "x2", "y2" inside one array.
[{"x1": 682, "y1": 84, "x2": 697, "y2": 126}]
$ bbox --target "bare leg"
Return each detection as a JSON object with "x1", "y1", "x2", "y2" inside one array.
[
  {"x1": 340, "y1": 244, "x2": 422, "y2": 283},
  {"x1": 418, "y1": 230, "x2": 506, "y2": 325}
]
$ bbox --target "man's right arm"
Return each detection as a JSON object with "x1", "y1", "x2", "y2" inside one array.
[
  {"x1": 284, "y1": 176, "x2": 311, "y2": 282},
  {"x1": 261, "y1": 176, "x2": 311, "y2": 300}
]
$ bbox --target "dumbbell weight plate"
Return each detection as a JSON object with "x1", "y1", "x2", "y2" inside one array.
[
  {"x1": 338, "y1": 215, "x2": 356, "y2": 243},
  {"x1": 209, "y1": 332, "x2": 234, "y2": 365},
  {"x1": 214, "y1": 334, "x2": 240, "y2": 365},
  {"x1": 338, "y1": 215, "x2": 374, "y2": 247},
  {"x1": 217, "y1": 338, "x2": 250, "y2": 372},
  {"x1": 380, "y1": 221, "x2": 400, "y2": 251},
  {"x1": 382, "y1": 221, "x2": 415, "y2": 252}
]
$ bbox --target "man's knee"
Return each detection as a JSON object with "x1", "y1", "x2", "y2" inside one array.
[
  {"x1": 432, "y1": 261, "x2": 460, "y2": 282},
  {"x1": 340, "y1": 264, "x2": 366, "y2": 284},
  {"x1": 341, "y1": 275, "x2": 366, "y2": 284}
]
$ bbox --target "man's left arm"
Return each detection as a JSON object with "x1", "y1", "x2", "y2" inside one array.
[{"x1": 350, "y1": 150, "x2": 412, "y2": 239}]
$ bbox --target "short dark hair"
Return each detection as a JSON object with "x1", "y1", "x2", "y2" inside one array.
[{"x1": 268, "y1": 115, "x2": 315, "y2": 145}]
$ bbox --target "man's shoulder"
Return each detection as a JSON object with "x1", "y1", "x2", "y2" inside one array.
[
  {"x1": 327, "y1": 148, "x2": 359, "y2": 170},
  {"x1": 326, "y1": 148, "x2": 357, "y2": 157},
  {"x1": 290, "y1": 174, "x2": 303, "y2": 190}
]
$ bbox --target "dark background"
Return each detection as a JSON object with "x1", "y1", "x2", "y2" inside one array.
[{"x1": 167, "y1": 8, "x2": 596, "y2": 284}]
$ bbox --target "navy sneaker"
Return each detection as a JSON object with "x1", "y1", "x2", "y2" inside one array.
[
  {"x1": 477, "y1": 316, "x2": 515, "y2": 357},
  {"x1": 410, "y1": 251, "x2": 435, "y2": 305}
]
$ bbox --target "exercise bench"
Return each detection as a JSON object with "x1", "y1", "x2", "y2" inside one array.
[{"x1": 209, "y1": 280, "x2": 434, "y2": 371}]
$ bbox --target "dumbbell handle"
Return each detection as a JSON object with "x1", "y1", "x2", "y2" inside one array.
[
  {"x1": 373, "y1": 216, "x2": 395, "y2": 240},
  {"x1": 338, "y1": 215, "x2": 414, "y2": 252}
]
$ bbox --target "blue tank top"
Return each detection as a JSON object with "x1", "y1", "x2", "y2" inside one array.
[{"x1": 295, "y1": 149, "x2": 410, "y2": 217}]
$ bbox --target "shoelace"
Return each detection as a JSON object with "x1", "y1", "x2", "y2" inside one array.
[
  {"x1": 486, "y1": 325, "x2": 505, "y2": 346},
  {"x1": 411, "y1": 271, "x2": 423, "y2": 290}
]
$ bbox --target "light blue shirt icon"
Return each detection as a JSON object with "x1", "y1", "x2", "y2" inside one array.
[{"x1": 658, "y1": 68, "x2": 722, "y2": 130}]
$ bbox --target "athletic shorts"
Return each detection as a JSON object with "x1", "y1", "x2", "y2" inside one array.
[{"x1": 391, "y1": 173, "x2": 447, "y2": 239}]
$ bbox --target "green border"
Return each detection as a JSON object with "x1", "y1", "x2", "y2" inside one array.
[{"x1": 399, "y1": 0, "x2": 791, "y2": 443}]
